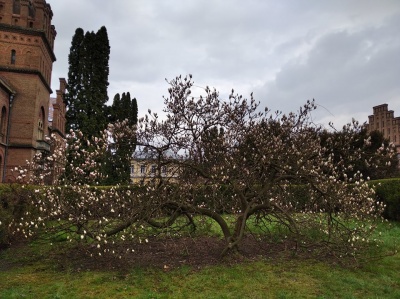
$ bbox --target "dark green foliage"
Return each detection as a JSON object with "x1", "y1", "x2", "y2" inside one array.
[
  {"x1": 320, "y1": 127, "x2": 398, "y2": 180},
  {"x1": 64, "y1": 26, "x2": 139, "y2": 185},
  {"x1": 182, "y1": 184, "x2": 236, "y2": 214},
  {"x1": 356, "y1": 130, "x2": 399, "y2": 179},
  {"x1": 65, "y1": 26, "x2": 110, "y2": 138},
  {"x1": 102, "y1": 92, "x2": 138, "y2": 185},
  {"x1": 64, "y1": 28, "x2": 84, "y2": 132},
  {"x1": 285, "y1": 184, "x2": 310, "y2": 210},
  {"x1": 0, "y1": 185, "x2": 36, "y2": 247},
  {"x1": 64, "y1": 26, "x2": 114, "y2": 184},
  {"x1": 108, "y1": 92, "x2": 138, "y2": 126},
  {"x1": 285, "y1": 179, "x2": 400, "y2": 221},
  {"x1": 372, "y1": 179, "x2": 400, "y2": 221}
]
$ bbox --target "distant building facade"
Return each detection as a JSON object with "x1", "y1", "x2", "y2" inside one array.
[
  {"x1": 130, "y1": 158, "x2": 180, "y2": 185},
  {"x1": 367, "y1": 103, "x2": 400, "y2": 160},
  {"x1": 0, "y1": 0, "x2": 66, "y2": 182}
]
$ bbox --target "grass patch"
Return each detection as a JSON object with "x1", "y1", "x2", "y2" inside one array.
[
  {"x1": 1, "y1": 256, "x2": 400, "y2": 298},
  {"x1": 0, "y1": 222, "x2": 399, "y2": 299}
]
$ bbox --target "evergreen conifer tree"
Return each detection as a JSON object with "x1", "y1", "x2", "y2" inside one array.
[
  {"x1": 65, "y1": 26, "x2": 138, "y2": 185},
  {"x1": 64, "y1": 27, "x2": 110, "y2": 184},
  {"x1": 64, "y1": 28, "x2": 84, "y2": 132},
  {"x1": 65, "y1": 26, "x2": 110, "y2": 138},
  {"x1": 103, "y1": 92, "x2": 138, "y2": 185}
]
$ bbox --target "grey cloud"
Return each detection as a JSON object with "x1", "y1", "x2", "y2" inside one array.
[
  {"x1": 48, "y1": 1, "x2": 400, "y2": 123},
  {"x1": 254, "y1": 14, "x2": 400, "y2": 126}
]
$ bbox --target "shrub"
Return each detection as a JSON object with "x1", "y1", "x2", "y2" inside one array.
[
  {"x1": 371, "y1": 178, "x2": 400, "y2": 221},
  {"x1": 0, "y1": 184, "x2": 36, "y2": 248}
]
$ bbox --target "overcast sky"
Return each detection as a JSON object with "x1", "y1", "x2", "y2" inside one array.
[{"x1": 49, "y1": 0, "x2": 400, "y2": 129}]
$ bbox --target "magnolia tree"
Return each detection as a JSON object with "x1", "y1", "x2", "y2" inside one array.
[
  {"x1": 9, "y1": 75, "x2": 395, "y2": 258},
  {"x1": 8, "y1": 123, "x2": 162, "y2": 253},
  {"x1": 131, "y1": 76, "x2": 394, "y2": 256}
]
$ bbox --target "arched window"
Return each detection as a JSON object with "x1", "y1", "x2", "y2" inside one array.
[
  {"x1": 0, "y1": 155, "x2": 3, "y2": 183},
  {"x1": 0, "y1": 106, "x2": 6, "y2": 143},
  {"x1": 38, "y1": 107, "x2": 45, "y2": 140},
  {"x1": 11, "y1": 50, "x2": 16, "y2": 65},
  {"x1": 28, "y1": 0, "x2": 35, "y2": 18},
  {"x1": 25, "y1": 51, "x2": 31, "y2": 66},
  {"x1": 13, "y1": 0, "x2": 20, "y2": 14}
]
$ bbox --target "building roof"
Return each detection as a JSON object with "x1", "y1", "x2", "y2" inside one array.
[{"x1": 0, "y1": 75, "x2": 16, "y2": 95}]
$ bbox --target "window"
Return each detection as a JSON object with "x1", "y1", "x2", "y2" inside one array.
[
  {"x1": 162, "y1": 166, "x2": 167, "y2": 174},
  {"x1": 130, "y1": 165, "x2": 134, "y2": 174},
  {"x1": 140, "y1": 165, "x2": 146, "y2": 174},
  {"x1": 151, "y1": 165, "x2": 156, "y2": 174},
  {"x1": 37, "y1": 107, "x2": 45, "y2": 140},
  {"x1": 0, "y1": 106, "x2": 6, "y2": 143},
  {"x1": 11, "y1": 50, "x2": 16, "y2": 64},
  {"x1": 25, "y1": 51, "x2": 32, "y2": 66},
  {"x1": 28, "y1": 0, "x2": 35, "y2": 18},
  {"x1": 13, "y1": 0, "x2": 20, "y2": 14}
]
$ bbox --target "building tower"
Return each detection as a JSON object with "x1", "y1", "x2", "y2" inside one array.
[
  {"x1": 367, "y1": 103, "x2": 400, "y2": 163},
  {"x1": 0, "y1": 0, "x2": 64, "y2": 182}
]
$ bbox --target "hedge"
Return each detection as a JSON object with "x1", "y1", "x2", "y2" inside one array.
[
  {"x1": 369, "y1": 178, "x2": 400, "y2": 221},
  {"x1": 0, "y1": 184, "x2": 36, "y2": 248}
]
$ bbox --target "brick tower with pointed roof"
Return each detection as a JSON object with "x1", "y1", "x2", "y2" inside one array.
[{"x1": 0, "y1": 0, "x2": 65, "y2": 182}]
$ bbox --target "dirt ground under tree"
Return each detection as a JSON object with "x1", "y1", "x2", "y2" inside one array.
[{"x1": 1, "y1": 235, "x2": 345, "y2": 274}]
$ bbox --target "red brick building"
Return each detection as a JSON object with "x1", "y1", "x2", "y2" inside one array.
[
  {"x1": 367, "y1": 104, "x2": 400, "y2": 162},
  {"x1": 0, "y1": 0, "x2": 65, "y2": 182}
]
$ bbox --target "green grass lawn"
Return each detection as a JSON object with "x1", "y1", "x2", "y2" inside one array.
[{"x1": 0, "y1": 222, "x2": 399, "y2": 299}]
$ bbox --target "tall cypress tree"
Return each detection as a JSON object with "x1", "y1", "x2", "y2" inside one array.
[
  {"x1": 63, "y1": 27, "x2": 110, "y2": 184},
  {"x1": 108, "y1": 92, "x2": 138, "y2": 125},
  {"x1": 65, "y1": 26, "x2": 139, "y2": 185},
  {"x1": 64, "y1": 28, "x2": 84, "y2": 132},
  {"x1": 103, "y1": 92, "x2": 138, "y2": 185},
  {"x1": 65, "y1": 26, "x2": 110, "y2": 138}
]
